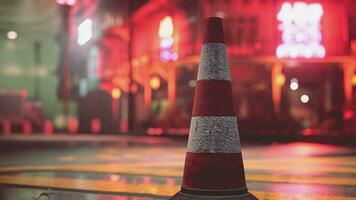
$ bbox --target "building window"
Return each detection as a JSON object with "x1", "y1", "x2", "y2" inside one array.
[{"x1": 225, "y1": 16, "x2": 259, "y2": 46}]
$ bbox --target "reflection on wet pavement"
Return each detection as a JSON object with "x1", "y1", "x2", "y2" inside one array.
[{"x1": 0, "y1": 138, "x2": 356, "y2": 200}]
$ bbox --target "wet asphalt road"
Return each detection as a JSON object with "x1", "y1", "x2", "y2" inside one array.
[{"x1": 0, "y1": 134, "x2": 356, "y2": 200}]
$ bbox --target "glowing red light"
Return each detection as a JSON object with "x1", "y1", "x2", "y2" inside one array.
[
  {"x1": 19, "y1": 90, "x2": 28, "y2": 97},
  {"x1": 120, "y1": 120, "x2": 128, "y2": 133},
  {"x1": 44, "y1": 120, "x2": 53, "y2": 136},
  {"x1": 3, "y1": 121, "x2": 11, "y2": 135},
  {"x1": 130, "y1": 84, "x2": 138, "y2": 93},
  {"x1": 276, "y1": 2, "x2": 325, "y2": 58},
  {"x1": 23, "y1": 121, "x2": 31, "y2": 135},
  {"x1": 343, "y1": 110, "x2": 354, "y2": 120},
  {"x1": 147, "y1": 128, "x2": 163, "y2": 135},
  {"x1": 91, "y1": 118, "x2": 101, "y2": 134},
  {"x1": 68, "y1": 118, "x2": 78, "y2": 134},
  {"x1": 302, "y1": 128, "x2": 314, "y2": 136}
]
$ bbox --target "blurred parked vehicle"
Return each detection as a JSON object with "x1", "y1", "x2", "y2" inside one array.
[{"x1": 0, "y1": 90, "x2": 45, "y2": 133}]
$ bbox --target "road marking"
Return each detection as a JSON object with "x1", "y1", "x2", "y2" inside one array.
[
  {"x1": 88, "y1": 156, "x2": 356, "y2": 168},
  {"x1": 245, "y1": 163, "x2": 356, "y2": 174},
  {"x1": 96, "y1": 154, "x2": 120, "y2": 161},
  {"x1": 57, "y1": 156, "x2": 77, "y2": 162},
  {"x1": 2, "y1": 160, "x2": 356, "y2": 175},
  {"x1": 245, "y1": 157, "x2": 356, "y2": 166},
  {"x1": 251, "y1": 191, "x2": 356, "y2": 200},
  {"x1": 0, "y1": 164, "x2": 183, "y2": 177},
  {"x1": 0, "y1": 175, "x2": 355, "y2": 200},
  {"x1": 246, "y1": 174, "x2": 356, "y2": 186},
  {"x1": 77, "y1": 156, "x2": 356, "y2": 168},
  {"x1": 0, "y1": 175, "x2": 178, "y2": 196},
  {"x1": 1, "y1": 164, "x2": 356, "y2": 186}
]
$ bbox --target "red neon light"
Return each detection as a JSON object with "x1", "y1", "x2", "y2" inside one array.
[
  {"x1": 23, "y1": 121, "x2": 31, "y2": 135},
  {"x1": 68, "y1": 118, "x2": 78, "y2": 134},
  {"x1": 3, "y1": 121, "x2": 11, "y2": 135},
  {"x1": 44, "y1": 120, "x2": 53, "y2": 136},
  {"x1": 91, "y1": 118, "x2": 101, "y2": 134},
  {"x1": 147, "y1": 128, "x2": 163, "y2": 135}
]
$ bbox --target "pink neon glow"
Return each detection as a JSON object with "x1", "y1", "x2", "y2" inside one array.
[
  {"x1": 160, "y1": 38, "x2": 174, "y2": 48},
  {"x1": 276, "y1": 2, "x2": 325, "y2": 58},
  {"x1": 56, "y1": 0, "x2": 76, "y2": 6},
  {"x1": 159, "y1": 16, "x2": 178, "y2": 62}
]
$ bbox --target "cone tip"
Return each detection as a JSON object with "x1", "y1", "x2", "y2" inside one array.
[{"x1": 203, "y1": 17, "x2": 224, "y2": 44}]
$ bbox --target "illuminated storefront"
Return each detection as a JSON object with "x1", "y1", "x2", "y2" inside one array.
[{"x1": 69, "y1": 0, "x2": 356, "y2": 135}]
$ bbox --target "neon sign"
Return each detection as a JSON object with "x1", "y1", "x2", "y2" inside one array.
[
  {"x1": 276, "y1": 2, "x2": 325, "y2": 58},
  {"x1": 159, "y1": 16, "x2": 178, "y2": 62},
  {"x1": 56, "y1": 0, "x2": 76, "y2": 6}
]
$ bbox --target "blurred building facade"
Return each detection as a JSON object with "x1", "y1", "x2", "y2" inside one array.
[
  {"x1": 0, "y1": 0, "x2": 63, "y2": 132},
  {"x1": 61, "y1": 0, "x2": 356, "y2": 135}
]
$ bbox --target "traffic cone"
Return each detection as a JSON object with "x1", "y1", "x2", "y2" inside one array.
[{"x1": 170, "y1": 17, "x2": 257, "y2": 200}]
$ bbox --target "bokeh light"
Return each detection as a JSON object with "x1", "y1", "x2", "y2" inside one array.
[
  {"x1": 111, "y1": 88, "x2": 121, "y2": 99},
  {"x1": 301, "y1": 94, "x2": 310, "y2": 103},
  {"x1": 290, "y1": 78, "x2": 299, "y2": 91},
  {"x1": 150, "y1": 76, "x2": 161, "y2": 90},
  {"x1": 7, "y1": 31, "x2": 18, "y2": 40}
]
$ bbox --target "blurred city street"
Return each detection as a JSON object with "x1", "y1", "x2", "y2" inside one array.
[
  {"x1": 0, "y1": 135, "x2": 356, "y2": 199},
  {"x1": 1, "y1": 0, "x2": 356, "y2": 199}
]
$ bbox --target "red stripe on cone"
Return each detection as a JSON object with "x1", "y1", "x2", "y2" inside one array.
[
  {"x1": 182, "y1": 152, "x2": 246, "y2": 190},
  {"x1": 192, "y1": 80, "x2": 234, "y2": 116},
  {"x1": 203, "y1": 17, "x2": 225, "y2": 44}
]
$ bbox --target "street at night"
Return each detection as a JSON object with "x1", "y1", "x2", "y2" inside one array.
[
  {"x1": 0, "y1": 135, "x2": 356, "y2": 199},
  {"x1": 1, "y1": 0, "x2": 356, "y2": 199}
]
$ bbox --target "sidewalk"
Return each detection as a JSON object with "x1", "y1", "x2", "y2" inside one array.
[{"x1": 0, "y1": 133, "x2": 187, "y2": 147}]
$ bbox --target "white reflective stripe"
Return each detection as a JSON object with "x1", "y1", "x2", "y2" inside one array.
[
  {"x1": 197, "y1": 43, "x2": 230, "y2": 81},
  {"x1": 187, "y1": 116, "x2": 241, "y2": 153}
]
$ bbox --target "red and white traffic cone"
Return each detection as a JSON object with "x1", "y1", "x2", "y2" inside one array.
[{"x1": 170, "y1": 17, "x2": 257, "y2": 200}]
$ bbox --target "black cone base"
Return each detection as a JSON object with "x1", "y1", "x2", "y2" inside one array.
[{"x1": 170, "y1": 192, "x2": 259, "y2": 200}]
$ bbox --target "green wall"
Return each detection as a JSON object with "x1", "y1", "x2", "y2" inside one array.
[{"x1": 0, "y1": 0, "x2": 66, "y2": 120}]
